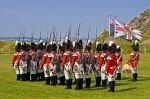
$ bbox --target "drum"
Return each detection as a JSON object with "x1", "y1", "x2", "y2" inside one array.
[{"x1": 122, "y1": 64, "x2": 132, "y2": 74}]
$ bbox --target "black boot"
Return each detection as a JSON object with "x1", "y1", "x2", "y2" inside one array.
[
  {"x1": 116, "y1": 73, "x2": 121, "y2": 80},
  {"x1": 65, "y1": 79, "x2": 72, "y2": 89},
  {"x1": 26, "y1": 72, "x2": 30, "y2": 81},
  {"x1": 45, "y1": 77, "x2": 50, "y2": 85},
  {"x1": 41, "y1": 72, "x2": 45, "y2": 81},
  {"x1": 95, "y1": 77, "x2": 101, "y2": 87},
  {"x1": 109, "y1": 81, "x2": 115, "y2": 92},
  {"x1": 102, "y1": 79, "x2": 107, "y2": 88},
  {"x1": 54, "y1": 76, "x2": 57, "y2": 85},
  {"x1": 133, "y1": 73, "x2": 138, "y2": 81},
  {"x1": 31, "y1": 74, "x2": 34, "y2": 81},
  {"x1": 16, "y1": 74, "x2": 20, "y2": 80},
  {"x1": 85, "y1": 78, "x2": 91, "y2": 88},
  {"x1": 75, "y1": 79, "x2": 80, "y2": 90},
  {"x1": 59, "y1": 76, "x2": 65, "y2": 85},
  {"x1": 79, "y1": 78, "x2": 83, "y2": 89},
  {"x1": 21, "y1": 74, "x2": 26, "y2": 81}
]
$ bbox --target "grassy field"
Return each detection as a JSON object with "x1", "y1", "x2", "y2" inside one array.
[{"x1": 0, "y1": 53, "x2": 150, "y2": 99}]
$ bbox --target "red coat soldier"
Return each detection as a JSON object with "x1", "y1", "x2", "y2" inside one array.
[
  {"x1": 128, "y1": 40, "x2": 139, "y2": 81},
  {"x1": 105, "y1": 41, "x2": 117, "y2": 92},
  {"x1": 12, "y1": 41, "x2": 22, "y2": 80},
  {"x1": 115, "y1": 45, "x2": 122, "y2": 80}
]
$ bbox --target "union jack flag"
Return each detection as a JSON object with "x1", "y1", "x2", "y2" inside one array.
[{"x1": 109, "y1": 17, "x2": 142, "y2": 40}]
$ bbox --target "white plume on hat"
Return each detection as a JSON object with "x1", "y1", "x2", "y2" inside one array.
[
  {"x1": 116, "y1": 45, "x2": 120, "y2": 49},
  {"x1": 96, "y1": 41, "x2": 100, "y2": 47},
  {"x1": 135, "y1": 40, "x2": 138, "y2": 45},
  {"x1": 15, "y1": 41, "x2": 19, "y2": 46},
  {"x1": 109, "y1": 41, "x2": 114, "y2": 46},
  {"x1": 87, "y1": 39, "x2": 91, "y2": 44},
  {"x1": 72, "y1": 41, "x2": 76, "y2": 47},
  {"x1": 64, "y1": 36, "x2": 68, "y2": 43}
]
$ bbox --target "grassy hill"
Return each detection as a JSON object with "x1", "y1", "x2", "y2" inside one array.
[{"x1": 94, "y1": 8, "x2": 150, "y2": 54}]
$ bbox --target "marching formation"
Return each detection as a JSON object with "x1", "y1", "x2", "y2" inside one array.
[{"x1": 12, "y1": 36, "x2": 140, "y2": 92}]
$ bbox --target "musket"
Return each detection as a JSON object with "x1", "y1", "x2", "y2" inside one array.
[
  {"x1": 39, "y1": 30, "x2": 42, "y2": 42},
  {"x1": 77, "y1": 23, "x2": 80, "y2": 42},
  {"x1": 31, "y1": 31, "x2": 34, "y2": 42},
  {"x1": 93, "y1": 27, "x2": 98, "y2": 53},
  {"x1": 18, "y1": 32, "x2": 21, "y2": 41}
]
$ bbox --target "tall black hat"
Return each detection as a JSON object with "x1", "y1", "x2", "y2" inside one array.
[
  {"x1": 102, "y1": 43, "x2": 108, "y2": 52},
  {"x1": 96, "y1": 43, "x2": 102, "y2": 52},
  {"x1": 132, "y1": 40, "x2": 139, "y2": 51},
  {"x1": 108, "y1": 41, "x2": 116, "y2": 53},
  {"x1": 75, "y1": 39, "x2": 83, "y2": 50},
  {"x1": 85, "y1": 40, "x2": 92, "y2": 51},
  {"x1": 15, "y1": 41, "x2": 21, "y2": 52}
]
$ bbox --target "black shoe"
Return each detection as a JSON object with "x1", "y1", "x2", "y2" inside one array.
[
  {"x1": 16, "y1": 74, "x2": 20, "y2": 80},
  {"x1": 116, "y1": 73, "x2": 121, "y2": 80}
]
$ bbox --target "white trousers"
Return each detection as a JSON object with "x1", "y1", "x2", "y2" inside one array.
[
  {"x1": 19, "y1": 61, "x2": 27, "y2": 74},
  {"x1": 14, "y1": 64, "x2": 20, "y2": 74},
  {"x1": 101, "y1": 65, "x2": 107, "y2": 80}
]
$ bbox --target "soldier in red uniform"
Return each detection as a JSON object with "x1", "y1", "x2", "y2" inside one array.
[
  {"x1": 97, "y1": 43, "x2": 109, "y2": 88},
  {"x1": 12, "y1": 41, "x2": 22, "y2": 80},
  {"x1": 61, "y1": 39, "x2": 73, "y2": 89},
  {"x1": 40, "y1": 44, "x2": 52, "y2": 85},
  {"x1": 29, "y1": 42, "x2": 37, "y2": 81},
  {"x1": 49, "y1": 43, "x2": 58, "y2": 86},
  {"x1": 92, "y1": 42, "x2": 102, "y2": 87},
  {"x1": 115, "y1": 45, "x2": 122, "y2": 80},
  {"x1": 128, "y1": 40, "x2": 139, "y2": 81},
  {"x1": 72, "y1": 40, "x2": 84, "y2": 90},
  {"x1": 105, "y1": 41, "x2": 117, "y2": 92},
  {"x1": 36, "y1": 42, "x2": 45, "y2": 81},
  {"x1": 83, "y1": 40, "x2": 92, "y2": 88}
]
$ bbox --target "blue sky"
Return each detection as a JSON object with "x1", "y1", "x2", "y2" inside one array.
[{"x1": 0, "y1": 0, "x2": 149, "y2": 39}]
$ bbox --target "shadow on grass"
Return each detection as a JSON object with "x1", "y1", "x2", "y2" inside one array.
[
  {"x1": 116, "y1": 87, "x2": 137, "y2": 92},
  {"x1": 137, "y1": 76, "x2": 150, "y2": 81},
  {"x1": 116, "y1": 82, "x2": 128, "y2": 86}
]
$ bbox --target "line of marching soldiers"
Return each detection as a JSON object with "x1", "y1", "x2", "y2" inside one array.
[{"x1": 12, "y1": 38, "x2": 139, "y2": 92}]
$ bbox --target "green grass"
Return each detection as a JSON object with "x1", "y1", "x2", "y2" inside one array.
[{"x1": 0, "y1": 53, "x2": 150, "y2": 99}]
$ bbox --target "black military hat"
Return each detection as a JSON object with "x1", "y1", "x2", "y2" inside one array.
[
  {"x1": 132, "y1": 40, "x2": 139, "y2": 51},
  {"x1": 75, "y1": 39, "x2": 83, "y2": 50},
  {"x1": 85, "y1": 40, "x2": 92, "y2": 51},
  {"x1": 37, "y1": 42, "x2": 43, "y2": 50},
  {"x1": 31, "y1": 42, "x2": 37, "y2": 51},
  {"x1": 66, "y1": 40, "x2": 73, "y2": 50},
  {"x1": 52, "y1": 43, "x2": 57, "y2": 51},
  {"x1": 15, "y1": 41, "x2": 21, "y2": 52},
  {"x1": 46, "y1": 43, "x2": 52, "y2": 52},
  {"x1": 102, "y1": 43, "x2": 108, "y2": 51},
  {"x1": 108, "y1": 41, "x2": 116, "y2": 53},
  {"x1": 21, "y1": 42, "x2": 27, "y2": 51},
  {"x1": 96, "y1": 43, "x2": 102, "y2": 52}
]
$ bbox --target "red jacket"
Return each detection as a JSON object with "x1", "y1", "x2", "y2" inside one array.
[
  {"x1": 41, "y1": 53, "x2": 52, "y2": 67},
  {"x1": 98, "y1": 52, "x2": 109, "y2": 68},
  {"x1": 128, "y1": 51, "x2": 139, "y2": 68},
  {"x1": 71, "y1": 51, "x2": 82, "y2": 67},
  {"x1": 61, "y1": 51, "x2": 72, "y2": 68},
  {"x1": 105, "y1": 54, "x2": 117, "y2": 76},
  {"x1": 12, "y1": 52, "x2": 22, "y2": 65}
]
